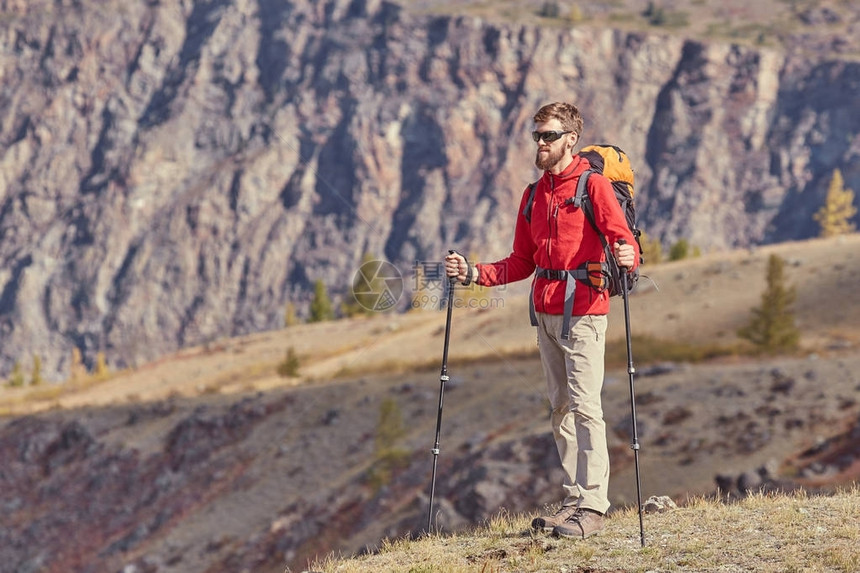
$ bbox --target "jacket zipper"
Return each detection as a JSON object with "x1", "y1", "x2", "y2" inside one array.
[
  {"x1": 542, "y1": 174, "x2": 555, "y2": 314},
  {"x1": 546, "y1": 174, "x2": 555, "y2": 260}
]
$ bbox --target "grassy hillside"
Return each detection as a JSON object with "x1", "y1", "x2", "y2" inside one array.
[{"x1": 309, "y1": 486, "x2": 860, "y2": 572}]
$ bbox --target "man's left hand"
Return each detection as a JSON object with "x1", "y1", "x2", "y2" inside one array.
[{"x1": 613, "y1": 241, "x2": 635, "y2": 269}]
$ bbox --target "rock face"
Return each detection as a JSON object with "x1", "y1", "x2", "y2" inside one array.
[{"x1": 0, "y1": 0, "x2": 858, "y2": 378}]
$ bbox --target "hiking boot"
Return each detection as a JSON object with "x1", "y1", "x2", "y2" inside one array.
[
  {"x1": 531, "y1": 505, "x2": 579, "y2": 533},
  {"x1": 552, "y1": 508, "x2": 606, "y2": 540}
]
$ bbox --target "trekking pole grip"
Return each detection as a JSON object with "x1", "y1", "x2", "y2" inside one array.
[
  {"x1": 617, "y1": 238, "x2": 633, "y2": 279},
  {"x1": 618, "y1": 239, "x2": 629, "y2": 290},
  {"x1": 448, "y1": 249, "x2": 472, "y2": 286},
  {"x1": 447, "y1": 249, "x2": 457, "y2": 284}
]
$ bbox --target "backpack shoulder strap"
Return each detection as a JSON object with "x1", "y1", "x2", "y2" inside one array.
[
  {"x1": 575, "y1": 170, "x2": 610, "y2": 250},
  {"x1": 572, "y1": 169, "x2": 593, "y2": 209},
  {"x1": 522, "y1": 181, "x2": 538, "y2": 223}
]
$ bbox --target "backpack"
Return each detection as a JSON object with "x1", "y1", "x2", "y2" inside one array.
[{"x1": 522, "y1": 143, "x2": 643, "y2": 297}]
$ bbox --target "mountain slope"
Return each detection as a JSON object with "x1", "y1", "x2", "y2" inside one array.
[{"x1": 1, "y1": 235, "x2": 859, "y2": 572}]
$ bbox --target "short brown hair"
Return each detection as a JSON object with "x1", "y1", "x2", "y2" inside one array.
[{"x1": 533, "y1": 102, "x2": 584, "y2": 138}]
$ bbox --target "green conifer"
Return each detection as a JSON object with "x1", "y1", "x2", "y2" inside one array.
[
  {"x1": 308, "y1": 279, "x2": 334, "y2": 323},
  {"x1": 738, "y1": 254, "x2": 800, "y2": 354},
  {"x1": 31, "y1": 355, "x2": 43, "y2": 386}
]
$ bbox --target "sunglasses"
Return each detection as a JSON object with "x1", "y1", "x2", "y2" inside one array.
[{"x1": 532, "y1": 130, "x2": 571, "y2": 143}]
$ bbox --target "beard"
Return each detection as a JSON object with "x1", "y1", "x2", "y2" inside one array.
[{"x1": 535, "y1": 145, "x2": 566, "y2": 171}]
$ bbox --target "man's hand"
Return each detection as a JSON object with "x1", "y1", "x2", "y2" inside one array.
[
  {"x1": 614, "y1": 241, "x2": 635, "y2": 269},
  {"x1": 444, "y1": 251, "x2": 470, "y2": 284}
]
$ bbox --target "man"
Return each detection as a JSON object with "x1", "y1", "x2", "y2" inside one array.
[{"x1": 444, "y1": 102, "x2": 638, "y2": 539}]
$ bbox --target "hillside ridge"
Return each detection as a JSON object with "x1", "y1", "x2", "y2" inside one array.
[{"x1": 1, "y1": 235, "x2": 859, "y2": 572}]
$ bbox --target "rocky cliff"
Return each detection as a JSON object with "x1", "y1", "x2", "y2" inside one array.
[{"x1": 0, "y1": 0, "x2": 858, "y2": 379}]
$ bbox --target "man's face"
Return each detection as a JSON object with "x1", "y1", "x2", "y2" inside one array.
[{"x1": 533, "y1": 118, "x2": 576, "y2": 171}]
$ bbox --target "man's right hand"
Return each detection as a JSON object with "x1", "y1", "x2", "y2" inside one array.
[{"x1": 444, "y1": 251, "x2": 469, "y2": 284}]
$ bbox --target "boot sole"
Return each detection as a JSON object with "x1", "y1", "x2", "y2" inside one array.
[
  {"x1": 553, "y1": 525, "x2": 603, "y2": 539},
  {"x1": 530, "y1": 519, "x2": 553, "y2": 533}
]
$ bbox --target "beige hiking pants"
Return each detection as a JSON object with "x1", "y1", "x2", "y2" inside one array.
[{"x1": 536, "y1": 312, "x2": 610, "y2": 515}]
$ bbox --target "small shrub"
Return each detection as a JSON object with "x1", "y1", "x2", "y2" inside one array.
[
  {"x1": 642, "y1": 2, "x2": 688, "y2": 27},
  {"x1": 284, "y1": 302, "x2": 300, "y2": 327},
  {"x1": 567, "y1": 4, "x2": 584, "y2": 23},
  {"x1": 643, "y1": 2, "x2": 665, "y2": 24},
  {"x1": 7, "y1": 360, "x2": 25, "y2": 387},
  {"x1": 538, "y1": 1, "x2": 560, "y2": 18},
  {"x1": 277, "y1": 347, "x2": 301, "y2": 378},
  {"x1": 669, "y1": 238, "x2": 691, "y2": 261}
]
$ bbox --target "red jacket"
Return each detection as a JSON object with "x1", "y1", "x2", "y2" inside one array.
[{"x1": 476, "y1": 154, "x2": 640, "y2": 316}]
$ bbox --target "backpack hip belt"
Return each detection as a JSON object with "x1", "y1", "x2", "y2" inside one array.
[{"x1": 529, "y1": 266, "x2": 593, "y2": 340}]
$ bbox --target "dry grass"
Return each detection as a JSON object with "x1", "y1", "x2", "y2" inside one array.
[
  {"x1": 309, "y1": 486, "x2": 860, "y2": 572},
  {"x1": 403, "y1": 0, "x2": 860, "y2": 58}
]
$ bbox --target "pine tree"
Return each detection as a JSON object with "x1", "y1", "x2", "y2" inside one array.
[
  {"x1": 308, "y1": 279, "x2": 334, "y2": 323},
  {"x1": 737, "y1": 254, "x2": 800, "y2": 354},
  {"x1": 284, "y1": 302, "x2": 299, "y2": 327},
  {"x1": 814, "y1": 169, "x2": 857, "y2": 238},
  {"x1": 95, "y1": 352, "x2": 110, "y2": 381},
  {"x1": 31, "y1": 355, "x2": 43, "y2": 386},
  {"x1": 367, "y1": 397, "x2": 409, "y2": 491},
  {"x1": 69, "y1": 348, "x2": 85, "y2": 382},
  {"x1": 567, "y1": 4, "x2": 584, "y2": 23},
  {"x1": 376, "y1": 398, "x2": 404, "y2": 452}
]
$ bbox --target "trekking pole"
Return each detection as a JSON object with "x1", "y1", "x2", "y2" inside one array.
[
  {"x1": 619, "y1": 239, "x2": 646, "y2": 547},
  {"x1": 427, "y1": 251, "x2": 457, "y2": 532}
]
